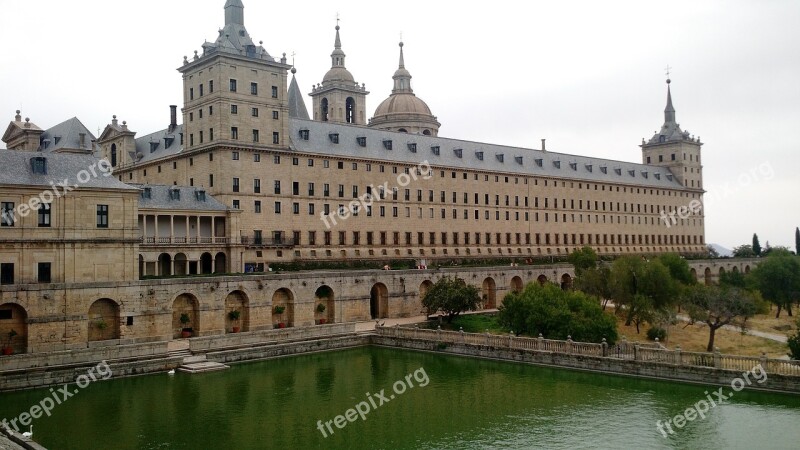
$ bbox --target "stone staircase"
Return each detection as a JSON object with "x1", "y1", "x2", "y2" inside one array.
[{"x1": 176, "y1": 353, "x2": 230, "y2": 374}]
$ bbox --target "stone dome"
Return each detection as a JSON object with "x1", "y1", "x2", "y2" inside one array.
[
  {"x1": 373, "y1": 93, "x2": 433, "y2": 117},
  {"x1": 323, "y1": 66, "x2": 355, "y2": 83}
]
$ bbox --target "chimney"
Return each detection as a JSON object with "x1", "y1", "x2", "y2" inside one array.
[
  {"x1": 79, "y1": 132, "x2": 86, "y2": 148},
  {"x1": 169, "y1": 105, "x2": 177, "y2": 132},
  {"x1": 541, "y1": 139, "x2": 546, "y2": 152}
]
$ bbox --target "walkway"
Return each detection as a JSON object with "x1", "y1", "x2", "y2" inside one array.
[{"x1": 354, "y1": 309, "x2": 499, "y2": 332}]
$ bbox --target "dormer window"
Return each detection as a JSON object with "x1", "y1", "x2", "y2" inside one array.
[
  {"x1": 654, "y1": 173, "x2": 661, "y2": 180},
  {"x1": 164, "y1": 136, "x2": 175, "y2": 148},
  {"x1": 666, "y1": 174, "x2": 674, "y2": 181},
  {"x1": 53, "y1": 136, "x2": 61, "y2": 145},
  {"x1": 614, "y1": 168, "x2": 622, "y2": 175},
  {"x1": 453, "y1": 148, "x2": 462, "y2": 158},
  {"x1": 553, "y1": 160, "x2": 560, "y2": 169},
  {"x1": 534, "y1": 158, "x2": 543, "y2": 167},
  {"x1": 496, "y1": 153, "x2": 504, "y2": 163},
  {"x1": 382, "y1": 139, "x2": 393, "y2": 150},
  {"x1": 585, "y1": 164, "x2": 593, "y2": 172},
  {"x1": 431, "y1": 146, "x2": 440, "y2": 156},
  {"x1": 628, "y1": 169, "x2": 636, "y2": 177},
  {"x1": 514, "y1": 156, "x2": 523, "y2": 165},
  {"x1": 195, "y1": 189, "x2": 206, "y2": 201},
  {"x1": 407, "y1": 143, "x2": 417, "y2": 152},
  {"x1": 329, "y1": 133, "x2": 339, "y2": 144},
  {"x1": 356, "y1": 136, "x2": 366, "y2": 147},
  {"x1": 168, "y1": 187, "x2": 180, "y2": 201},
  {"x1": 642, "y1": 171, "x2": 649, "y2": 179},
  {"x1": 600, "y1": 165, "x2": 607, "y2": 174},
  {"x1": 141, "y1": 187, "x2": 152, "y2": 199},
  {"x1": 569, "y1": 162, "x2": 577, "y2": 171},
  {"x1": 476, "y1": 151, "x2": 484, "y2": 161},
  {"x1": 299, "y1": 129, "x2": 309, "y2": 140},
  {"x1": 149, "y1": 142, "x2": 159, "y2": 153},
  {"x1": 31, "y1": 157, "x2": 47, "y2": 175}
]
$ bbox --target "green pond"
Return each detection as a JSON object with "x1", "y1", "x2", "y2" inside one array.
[{"x1": 1, "y1": 346, "x2": 799, "y2": 449}]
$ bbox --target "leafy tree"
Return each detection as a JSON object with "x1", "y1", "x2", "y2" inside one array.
[
  {"x1": 498, "y1": 283, "x2": 617, "y2": 343},
  {"x1": 796, "y1": 227, "x2": 799, "y2": 256},
  {"x1": 753, "y1": 233, "x2": 762, "y2": 256},
  {"x1": 421, "y1": 277, "x2": 481, "y2": 323},
  {"x1": 750, "y1": 252, "x2": 800, "y2": 317},
  {"x1": 788, "y1": 318, "x2": 800, "y2": 360},
  {"x1": 732, "y1": 244, "x2": 756, "y2": 258},
  {"x1": 567, "y1": 246, "x2": 598, "y2": 275},
  {"x1": 609, "y1": 257, "x2": 677, "y2": 328},
  {"x1": 655, "y1": 253, "x2": 695, "y2": 286},
  {"x1": 707, "y1": 245, "x2": 719, "y2": 259},
  {"x1": 574, "y1": 265, "x2": 612, "y2": 309},
  {"x1": 763, "y1": 245, "x2": 791, "y2": 257},
  {"x1": 683, "y1": 284, "x2": 758, "y2": 351}
]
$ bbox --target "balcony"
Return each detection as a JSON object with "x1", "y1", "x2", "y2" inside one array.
[
  {"x1": 140, "y1": 236, "x2": 230, "y2": 246},
  {"x1": 240, "y1": 236, "x2": 297, "y2": 248}
]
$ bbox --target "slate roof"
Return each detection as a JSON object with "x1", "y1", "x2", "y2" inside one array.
[
  {"x1": 288, "y1": 72, "x2": 310, "y2": 120},
  {"x1": 38, "y1": 117, "x2": 95, "y2": 153},
  {"x1": 646, "y1": 83, "x2": 702, "y2": 146},
  {"x1": 0, "y1": 149, "x2": 136, "y2": 191},
  {"x1": 288, "y1": 118, "x2": 685, "y2": 189},
  {"x1": 133, "y1": 184, "x2": 228, "y2": 211},
  {"x1": 133, "y1": 124, "x2": 185, "y2": 164}
]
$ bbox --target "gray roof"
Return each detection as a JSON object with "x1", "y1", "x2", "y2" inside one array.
[
  {"x1": 288, "y1": 72, "x2": 310, "y2": 120},
  {"x1": 133, "y1": 184, "x2": 228, "y2": 211},
  {"x1": 0, "y1": 149, "x2": 136, "y2": 191},
  {"x1": 288, "y1": 118, "x2": 685, "y2": 189},
  {"x1": 38, "y1": 117, "x2": 95, "y2": 153},
  {"x1": 647, "y1": 83, "x2": 702, "y2": 146},
  {"x1": 133, "y1": 124, "x2": 185, "y2": 164},
  {"x1": 196, "y1": 0, "x2": 274, "y2": 62}
]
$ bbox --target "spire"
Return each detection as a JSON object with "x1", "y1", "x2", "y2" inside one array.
[
  {"x1": 664, "y1": 78, "x2": 676, "y2": 124},
  {"x1": 224, "y1": 0, "x2": 244, "y2": 26},
  {"x1": 399, "y1": 41, "x2": 405, "y2": 68},
  {"x1": 288, "y1": 67, "x2": 310, "y2": 120},
  {"x1": 331, "y1": 24, "x2": 346, "y2": 68},
  {"x1": 392, "y1": 42, "x2": 413, "y2": 93}
]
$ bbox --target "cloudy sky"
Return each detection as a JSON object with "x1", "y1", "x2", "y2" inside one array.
[{"x1": 2, "y1": 0, "x2": 798, "y2": 250}]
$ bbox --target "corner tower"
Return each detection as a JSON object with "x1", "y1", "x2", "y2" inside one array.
[
  {"x1": 369, "y1": 42, "x2": 440, "y2": 136},
  {"x1": 641, "y1": 79, "x2": 703, "y2": 190},
  {"x1": 309, "y1": 24, "x2": 369, "y2": 124}
]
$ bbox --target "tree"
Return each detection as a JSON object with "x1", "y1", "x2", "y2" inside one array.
[
  {"x1": 796, "y1": 227, "x2": 799, "y2": 255},
  {"x1": 707, "y1": 245, "x2": 719, "y2": 259},
  {"x1": 683, "y1": 284, "x2": 758, "y2": 351},
  {"x1": 498, "y1": 283, "x2": 617, "y2": 343},
  {"x1": 655, "y1": 253, "x2": 695, "y2": 286},
  {"x1": 753, "y1": 233, "x2": 762, "y2": 256},
  {"x1": 609, "y1": 257, "x2": 677, "y2": 328},
  {"x1": 732, "y1": 244, "x2": 756, "y2": 258},
  {"x1": 421, "y1": 277, "x2": 481, "y2": 323},
  {"x1": 574, "y1": 264, "x2": 612, "y2": 309},
  {"x1": 750, "y1": 252, "x2": 800, "y2": 317},
  {"x1": 788, "y1": 318, "x2": 800, "y2": 360},
  {"x1": 567, "y1": 246, "x2": 598, "y2": 275}
]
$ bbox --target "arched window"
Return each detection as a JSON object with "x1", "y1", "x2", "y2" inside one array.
[
  {"x1": 345, "y1": 97, "x2": 355, "y2": 123},
  {"x1": 110, "y1": 143, "x2": 117, "y2": 167},
  {"x1": 321, "y1": 98, "x2": 329, "y2": 122}
]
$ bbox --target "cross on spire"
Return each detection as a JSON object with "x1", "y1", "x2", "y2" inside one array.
[
  {"x1": 665, "y1": 65, "x2": 672, "y2": 80},
  {"x1": 336, "y1": 12, "x2": 340, "y2": 27}
]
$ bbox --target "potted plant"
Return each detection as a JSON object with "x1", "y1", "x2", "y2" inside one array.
[
  {"x1": 273, "y1": 305, "x2": 286, "y2": 328},
  {"x1": 2, "y1": 330, "x2": 17, "y2": 355},
  {"x1": 228, "y1": 310, "x2": 241, "y2": 333},
  {"x1": 179, "y1": 313, "x2": 192, "y2": 338},
  {"x1": 316, "y1": 303, "x2": 327, "y2": 324}
]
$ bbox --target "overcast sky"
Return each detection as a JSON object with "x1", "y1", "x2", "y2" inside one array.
[{"x1": 2, "y1": 0, "x2": 798, "y2": 250}]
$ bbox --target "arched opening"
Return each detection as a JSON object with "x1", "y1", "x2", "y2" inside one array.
[
  {"x1": 422, "y1": 129, "x2": 431, "y2": 136},
  {"x1": 172, "y1": 294, "x2": 199, "y2": 339},
  {"x1": 704, "y1": 267, "x2": 712, "y2": 286},
  {"x1": 225, "y1": 290, "x2": 249, "y2": 333},
  {"x1": 345, "y1": 97, "x2": 355, "y2": 123},
  {"x1": 732, "y1": 266, "x2": 739, "y2": 274},
  {"x1": 745, "y1": 265, "x2": 751, "y2": 274},
  {"x1": 397, "y1": 128, "x2": 408, "y2": 133},
  {"x1": 314, "y1": 285, "x2": 335, "y2": 325},
  {"x1": 272, "y1": 288, "x2": 294, "y2": 328},
  {"x1": 419, "y1": 280, "x2": 434, "y2": 313},
  {"x1": 214, "y1": 252, "x2": 227, "y2": 273},
  {"x1": 0, "y1": 303, "x2": 27, "y2": 355},
  {"x1": 510, "y1": 276, "x2": 523, "y2": 293},
  {"x1": 719, "y1": 267, "x2": 726, "y2": 278},
  {"x1": 537, "y1": 274, "x2": 548, "y2": 286},
  {"x1": 370, "y1": 283, "x2": 389, "y2": 319},
  {"x1": 690, "y1": 268, "x2": 698, "y2": 283},
  {"x1": 173, "y1": 253, "x2": 188, "y2": 276},
  {"x1": 158, "y1": 253, "x2": 172, "y2": 276},
  {"x1": 200, "y1": 252, "x2": 213, "y2": 274},
  {"x1": 88, "y1": 298, "x2": 120, "y2": 342},
  {"x1": 110, "y1": 143, "x2": 117, "y2": 167},
  {"x1": 321, "y1": 98, "x2": 329, "y2": 122},
  {"x1": 561, "y1": 274, "x2": 573, "y2": 290},
  {"x1": 482, "y1": 277, "x2": 497, "y2": 309}
]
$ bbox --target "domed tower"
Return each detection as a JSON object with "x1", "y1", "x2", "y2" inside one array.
[
  {"x1": 368, "y1": 41, "x2": 440, "y2": 136},
  {"x1": 309, "y1": 24, "x2": 369, "y2": 124}
]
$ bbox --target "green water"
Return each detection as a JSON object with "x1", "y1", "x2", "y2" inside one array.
[{"x1": 1, "y1": 347, "x2": 799, "y2": 449}]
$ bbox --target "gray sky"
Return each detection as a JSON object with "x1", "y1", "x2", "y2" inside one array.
[{"x1": 2, "y1": 0, "x2": 798, "y2": 250}]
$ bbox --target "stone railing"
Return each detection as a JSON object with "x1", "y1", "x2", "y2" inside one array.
[
  {"x1": 189, "y1": 322, "x2": 356, "y2": 352},
  {"x1": 377, "y1": 326, "x2": 800, "y2": 378}
]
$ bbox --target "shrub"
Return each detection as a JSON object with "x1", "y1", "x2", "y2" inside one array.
[{"x1": 646, "y1": 326, "x2": 667, "y2": 341}]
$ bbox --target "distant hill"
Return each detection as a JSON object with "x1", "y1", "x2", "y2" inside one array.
[{"x1": 709, "y1": 243, "x2": 732, "y2": 257}]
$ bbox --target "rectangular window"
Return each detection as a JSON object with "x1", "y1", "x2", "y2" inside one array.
[
  {"x1": 38, "y1": 262, "x2": 51, "y2": 283},
  {"x1": 252, "y1": 107, "x2": 259, "y2": 117},
  {"x1": 254, "y1": 153, "x2": 260, "y2": 162},
  {"x1": 274, "y1": 180, "x2": 281, "y2": 194},
  {"x1": 209, "y1": 80, "x2": 214, "y2": 93},
  {"x1": 308, "y1": 183, "x2": 315, "y2": 196},
  {"x1": 254, "y1": 179, "x2": 261, "y2": 193},
  {"x1": 251, "y1": 82, "x2": 258, "y2": 95},
  {"x1": 230, "y1": 79, "x2": 237, "y2": 92},
  {"x1": 96, "y1": 205, "x2": 109, "y2": 228},
  {"x1": 233, "y1": 178, "x2": 240, "y2": 192},
  {"x1": 293, "y1": 182, "x2": 300, "y2": 196},
  {"x1": 271, "y1": 86, "x2": 278, "y2": 98},
  {"x1": 232, "y1": 151, "x2": 239, "y2": 160},
  {"x1": 190, "y1": 87, "x2": 194, "y2": 100},
  {"x1": 209, "y1": 174, "x2": 214, "y2": 187},
  {"x1": 0, "y1": 263, "x2": 13, "y2": 285},
  {"x1": 233, "y1": 200, "x2": 240, "y2": 209},
  {"x1": 272, "y1": 111, "x2": 279, "y2": 120},
  {"x1": 274, "y1": 202, "x2": 282, "y2": 214},
  {"x1": 323, "y1": 184, "x2": 330, "y2": 197},
  {"x1": 253, "y1": 129, "x2": 259, "y2": 142},
  {"x1": 255, "y1": 201, "x2": 262, "y2": 213},
  {"x1": 231, "y1": 127, "x2": 239, "y2": 140},
  {"x1": 1, "y1": 202, "x2": 14, "y2": 226},
  {"x1": 273, "y1": 132, "x2": 280, "y2": 144},
  {"x1": 38, "y1": 203, "x2": 51, "y2": 227},
  {"x1": 293, "y1": 203, "x2": 300, "y2": 214},
  {"x1": 231, "y1": 104, "x2": 238, "y2": 114}
]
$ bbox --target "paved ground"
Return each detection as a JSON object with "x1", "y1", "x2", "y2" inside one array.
[
  {"x1": 675, "y1": 314, "x2": 788, "y2": 343},
  {"x1": 354, "y1": 309, "x2": 499, "y2": 332}
]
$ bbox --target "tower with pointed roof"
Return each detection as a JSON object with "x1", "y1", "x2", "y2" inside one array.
[
  {"x1": 309, "y1": 24, "x2": 369, "y2": 124},
  {"x1": 641, "y1": 79, "x2": 704, "y2": 190},
  {"x1": 369, "y1": 42, "x2": 440, "y2": 136},
  {"x1": 177, "y1": 0, "x2": 291, "y2": 160}
]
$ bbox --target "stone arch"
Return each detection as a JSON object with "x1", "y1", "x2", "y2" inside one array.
[
  {"x1": 225, "y1": 290, "x2": 249, "y2": 333},
  {"x1": 690, "y1": 268, "x2": 698, "y2": 283},
  {"x1": 732, "y1": 266, "x2": 739, "y2": 274},
  {"x1": 482, "y1": 277, "x2": 497, "y2": 309},
  {"x1": 321, "y1": 98, "x2": 329, "y2": 121},
  {"x1": 510, "y1": 276, "x2": 523, "y2": 293},
  {"x1": 214, "y1": 252, "x2": 227, "y2": 273},
  {"x1": 745, "y1": 265, "x2": 751, "y2": 274},
  {"x1": 345, "y1": 97, "x2": 355, "y2": 123},
  {"x1": 0, "y1": 303, "x2": 27, "y2": 355},
  {"x1": 423, "y1": 129, "x2": 431, "y2": 136},
  {"x1": 561, "y1": 273, "x2": 573, "y2": 290},
  {"x1": 172, "y1": 293, "x2": 199, "y2": 339},
  {"x1": 704, "y1": 267, "x2": 712, "y2": 286},
  {"x1": 158, "y1": 253, "x2": 172, "y2": 276},
  {"x1": 174, "y1": 253, "x2": 188, "y2": 276},
  {"x1": 419, "y1": 280, "x2": 434, "y2": 313},
  {"x1": 719, "y1": 267, "x2": 726, "y2": 277},
  {"x1": 537, "y1": 274, "x2": 548, "y2": 286},
  {"x1": 200, "y1": 252, "x2": 213, "y2": 274},
  {"x1": 88, "y1": 298, "x2": 120, "y2": 342},
  {"x1": 370, "y1": 283, "x2": 389, "y2": 319},
  {"x1": 314, "y1": 285, "x2": 335, "y2": 324},
  {"x1": 272, "y1": 288, "x2": 294, "y2": 327}
]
